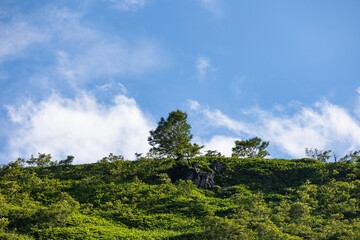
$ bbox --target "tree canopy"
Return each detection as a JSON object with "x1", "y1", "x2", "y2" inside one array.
[
  {"x1": 232, "y1": 137, "x2": 270, "y2": 159},
  {"x1": 148, "y1": 110, "x2": 202, "y2": 162},
  {"x1": 305, "y1": 148, "x2": 332, "y2": 163}
]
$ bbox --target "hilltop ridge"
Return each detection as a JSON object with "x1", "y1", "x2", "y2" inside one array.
[{"x1": 1, "y1": 156, "x2": 360, "y2": 239}]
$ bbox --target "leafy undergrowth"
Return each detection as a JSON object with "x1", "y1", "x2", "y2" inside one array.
[{"x1": 1, "y1": 157, "x2": 360, "y2": 239}]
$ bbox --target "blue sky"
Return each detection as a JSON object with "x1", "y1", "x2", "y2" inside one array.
[{"x1": 1, "y1": 0, "x2": 360, "y2": 163}]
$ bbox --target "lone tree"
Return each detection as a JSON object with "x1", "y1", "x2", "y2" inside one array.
[
  {"x1": 148, "y1": 110, "x2": 202, "y2": 164},
  {"x1": 232, "y1": 137, "x2": 270, "y2": 159}
]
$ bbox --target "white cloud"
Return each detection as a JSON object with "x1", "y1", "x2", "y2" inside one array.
[
  {"x1": 104, "y1": 0, "x2": 147, "y2": 12},
  {"x1": 5, "y1": 92, "x2": 154, "y2": 163},
  {"x1": 196, "y1": 56, "x2": 213, "y2": 80},
  {"x1": 191, "y1": 100, "x2": 248, "y2": 133},
  {"x1": 190, "y1": 99, "x2": 360, "y2": 159},
  {"x1": 188, "y1": 100, "x2": 200, "y2": 110},
  {"x1": 0, "y1": 20, "x2": 46, "y2": 63},
  {"x1": 5, "y1": 100, "x2": 37, "y2": 124},
  {"x1": 263, "y1": 101, "x2": 360, "y2": 157},
  {"x1": 200, "y1": 135, "x2": 236, "y2": 157},
  {"x1": 197, "y1": 0, "x2": 222, "y2": 17}
]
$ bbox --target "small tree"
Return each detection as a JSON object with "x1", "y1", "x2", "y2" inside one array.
[
  {"x1": 340, "y1": 150, "x2": 360, "y2": 163},
  {"x1": 98, "y1": 153, "x2": 124, "y2": 163},
  {"x1": 232, "y1": 137, "x2": 270, "y2": 159},
  {"x1": 26, "y1": 153, "x2": 52, "y2": 167},
  {"x1": 148, "y1": 110, "x2": 203, "y2": 164},
  {"x1": 59, "y1": 155, "x2": 74, "y2": 166},
  {"x1": 305, "y1": 148, "x2": 332, "y2": 163},
  {"x1": 204, "y1": 150, "x2": 223, "y2": 157}
]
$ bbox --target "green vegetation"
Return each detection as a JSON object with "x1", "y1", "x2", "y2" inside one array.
[
  {"x1": 2, "y1": 155, "x2": 360, "y2": 239},
  {"x1": 2, "y1": 110, "x2": 360, "y2": 239},
  {"x1": 305, "y1": 148, "x2": 332, "y2": 163},
  {"x1": 232, "y1": 137, "x2": 270, "y2": 159},
  {"x1": 148, "y1": 110, "x2": 203, "y2": 164}
]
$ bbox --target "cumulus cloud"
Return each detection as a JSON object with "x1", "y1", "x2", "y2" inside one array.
[
  {"x1": 190, "y1": 99, "x2": 360, "y2": 158},
  {"x1": 0, "y1": 20, "x2": 46, "y2": 63},
  {"x1": 0, "y1": 4, "x2": 166, "y2": 163},
  {"x1": 104, "y1": 0, "x2": 147, "y2": 12},
  {"x1": 196, "y1": 56, "x2": 213, "y2": 80},
  {"x1": 5, "y1": 92, "x2": 154, "y2": 163},
  {"x1": 255, "y1": 101, "x2": 360, "y2": 157},
  {"x1": 197, "y1": 0, "x2": 222, "y2": 17},
  {"x1": 200, "y1": 135, "x2": 237, "y2": 157}
]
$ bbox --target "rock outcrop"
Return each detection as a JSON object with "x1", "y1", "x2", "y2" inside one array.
[
  {"x1": 168, "y1": 160, "x2": 224, "y2": 189},
  {"x1": 211, "y1": 160, "x2": 224, "y2": 174}
]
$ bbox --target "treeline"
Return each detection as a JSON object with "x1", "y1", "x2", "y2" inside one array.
[{"x1": 8, "y1": 110, "x2": 360, "y2": 169}]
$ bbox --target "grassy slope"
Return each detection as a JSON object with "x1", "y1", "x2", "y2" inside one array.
[{"x1": 1, "y1": 157, "x2": 360, "y2": 239}]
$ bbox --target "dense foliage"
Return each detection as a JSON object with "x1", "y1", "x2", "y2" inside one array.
[
  {"x1": 2, "y1": 156, "x2": 360, "y2": 239},
  {"x1": 232, "y1": 137, "x2": 270, "y2": 159}
]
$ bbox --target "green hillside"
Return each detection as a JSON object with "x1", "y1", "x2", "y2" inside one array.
[{"x1": 1, "y1": 156, "x2": 360, "y2": 239}]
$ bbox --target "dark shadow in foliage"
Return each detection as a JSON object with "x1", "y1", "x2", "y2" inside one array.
[
  {"x1": 167, "y1": 160, "x2": 224, "y2": 189},
  {"x1": 168, "y1": 232, "x2": 207, "y2": 240},
  {"x1": 215, "y1": 158, "x2": 326, "y2": 194}
]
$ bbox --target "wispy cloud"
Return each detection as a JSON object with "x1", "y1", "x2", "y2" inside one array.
[
  {"x1": 96, "y1": 80, "x2": 128, "y2": 95},
  {"x1": 231, "y1": 76, "x2": 245, "y2": 97},
  {"x1": 196, "y1": 56, "x2": 213, "y2": 80},
  {"x1": 355, "y1": 86, "x2": 360, "y2": 118},
  {"x1": 55, "y1": 39, "x2": 163, "y2": 86},
  {"x1": 201, "y1": 108, "x2": 247, "y2": 133},
  {"x1": 0, "y1": 20, "x2": 46, "y2": 63},
  {"x1": 197, "y1": 0, "x2": 222, "y2": 17},
  {"x1": 189, "y1": 100, "x2": 201, "y2": 110},
  {"x1": 5, "y1": 92, "x2": 154, "y2": 163},
  {"x1": 1, "y1": 6, "x2": 166, "y2": 91},
  {"x1": 190, "y1": 99, "x2": 360, "y2": 158},
  {"x1": 47, "y1": 7, "x2": 165, "y2": 86},
  {"x1": 104, "y1": 0, "x2": 147, "y2": 12},
  {"x1": 190, "y1": 100, "x2": 248, "y2": 133}
]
